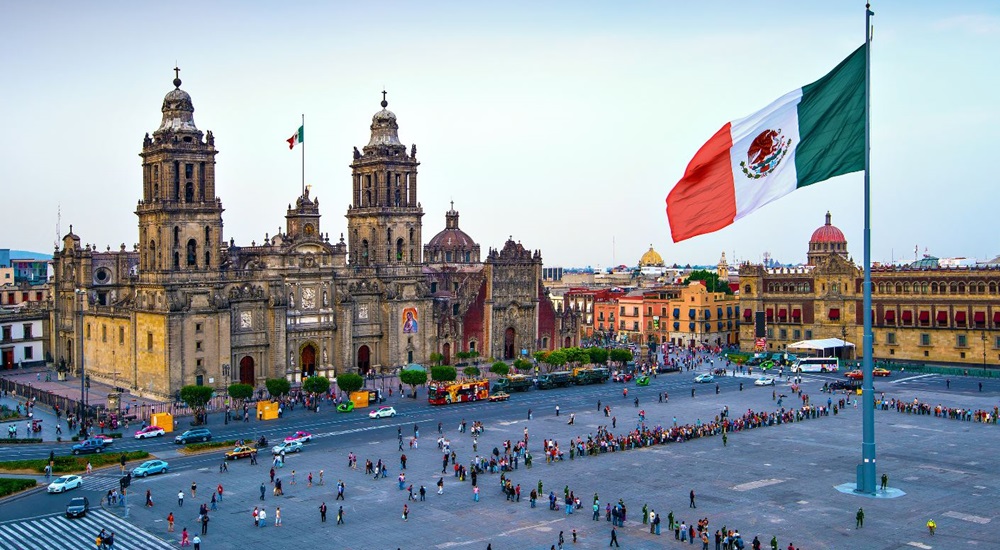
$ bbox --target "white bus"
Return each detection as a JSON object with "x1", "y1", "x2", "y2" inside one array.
[{"x1": 792, "y1": 357, "x2": 840, "y2": 373}]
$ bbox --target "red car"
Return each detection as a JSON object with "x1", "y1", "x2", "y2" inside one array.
[
  {"x1": 845, "y1": 370, "x2": 864, "y2": 380},
  {"x1": 284, "y1": 431, "x2": 312, "y2": 443}
]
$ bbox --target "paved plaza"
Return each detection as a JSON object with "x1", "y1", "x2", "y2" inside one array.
[{"x1": 48, "y1": 368, "x2": 996, "y2": 550}]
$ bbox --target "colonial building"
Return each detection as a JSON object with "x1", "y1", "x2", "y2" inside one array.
[
  {"x1": 51, "y1": 73, "x2": 574, "y2": 399},
  {"x1": 739, "y1": 213, "x2": 1000, "y2": 366}
]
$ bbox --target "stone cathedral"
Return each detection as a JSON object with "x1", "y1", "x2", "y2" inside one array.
[{"x1": 50, "y1": 73, "x2": 578, "y2": 400}]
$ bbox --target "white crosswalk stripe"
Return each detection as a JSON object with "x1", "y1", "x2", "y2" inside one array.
[
  {"x1": 0, "y1": 509, "x2": 173, "y2": 550},
  {"x1": 82, "y1": 475, "x2": 124, "y2": 493}
]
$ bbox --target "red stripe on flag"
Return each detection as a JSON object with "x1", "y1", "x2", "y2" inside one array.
[
  {"x1": 287, "y1": 135, "x2": 296, "y2": 149},
  {"x1": 666, "y1": 123, "x2": 737, "y2": 242}
]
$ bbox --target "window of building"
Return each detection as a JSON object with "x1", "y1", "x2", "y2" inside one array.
[
  {"x1": 957, "y1": 334, "x2": 967, "y2": 347},
  {"x1": 24, "y1": 347, "x2": 33, "y2": 359},
  {"x1": 804, "y1": 330, "x2": 813, "y2": 340},
  {"x1": 196, "y1": 359, "x2": 203, "y2": 368},
  {"x1": 647, "y1": 320, "x2": 653, "y2": 330},
  {"x1": 632, "y1": 321, "x2": 639, "y2": 330},
  {"x1": 430, "y1": 282, "x2": 438, "y2": 293},
  {"x1": 196, "y1": 341, "x2": 203, "y2": 351},
  {"x1": 793, "y1": 329, "x2": 801, "y2": 340},
  {"x1": 620, "y1": 306, "x2": 625, "y2": 316},
  {"x1": 779, "y1": 329, "x2": 787, "y2": 340},
  {"x1": 101, "y1": 325, "x2": 107, "y2": 343},
  {"x1": 619, "y1": 321, "x2": 625, "y2": 330},
  {"x1": 919, "y1": 333, "x2": 931, "y2": 346},
  {"x1": 469, "y1": 341, "x2": 476, "y2": 352},
  {"x1": 995, "y1": 336, "x2": 1000, "y2": 349},
  {"x1": 22, "y1": 293, "x2": 28, "y2": 302},
  {"x1": 452, "y1": 282, "x2": 459, "y2": 292},
  {"x1": 766, "y1": 328, "x2": 774, "y2": 338},
  {"x1": 86, "y1": 324, "x2": 91, "y2": 339},
  {"x1": 119, "y1": 327, "x2": 125, "y2": 345},
  {"x1": 598, "y1": 322, "x2": 604, "y2": 330},
  {"x1": 147, "y1": 332, "x2": 153, "y2": 350},
  {"x1": 22, "y1": 324, "x2": 31, "y2": 339},
  {"x1": 195, "y1": 374, "x2": 204, "y2": 386},
  {"x1": 35, "y1": 292, "x2": 42, "y2": 301},
  {"x1": 886, "y1": 332, "x2": 896, "y2": 345},
  {"x1": 195, "y1": 323, "x2": 203, "y2": 333},
  {"x1": 452, "y1": 304, "x2": 459, "y2": 315}
]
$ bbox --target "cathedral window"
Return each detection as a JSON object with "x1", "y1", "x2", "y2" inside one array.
[
  {"x1": 174, "y1": 227, "x2": 180, "y2": 247},
  {"x1": 185, "y1": 163, "x2": 194, "y2": 180},
  {"x1": 446, "y1": 252, "x2": 452, "y2": 262},
  {"x1": 119, "y1": 327, "x2": 125, "y2": 345},
  {"x1": 204, "y1": 226, "x2": 210, "y2": 244},
  {"x1": 396, "y1": 238, "x2": 404, "y2": 261},
  {"x1": 431, "y1": 282, "x2": 438, "y2": 293},
  {"x1": 453, "y1": 303, "x2": 459, "y2": 315},
  {"x1": 153, "y1": 164, "x2": 159, "y2": 183},
  {"x1": 173, "y1": 252, "x2": 180, "y2": 269},
  {"x1": 361, "y1": 240, "x2": 370, "y2": 264},
  {"x1": 185, "y1": 182, "x2": 194, "y2": 203},
  {"x1": 187, "y1": 239, "x2": 197, "y2": 267},
  {"x1": 205, "y1": 251, "x2": 210, "y2": 267},
  {"x1": 153, "y1": 183, "x2": 159, "y2": 200}
]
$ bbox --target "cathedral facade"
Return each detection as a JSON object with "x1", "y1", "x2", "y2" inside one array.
[{"x1": 51, "y1": 74, "x2": 575, "y2": 400}]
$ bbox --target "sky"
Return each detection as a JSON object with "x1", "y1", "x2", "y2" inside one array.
[{"x1": 2, "y1": 1, "x2": 998, "y2": 269}]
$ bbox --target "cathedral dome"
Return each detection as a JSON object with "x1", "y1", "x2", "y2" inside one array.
[
  {"x1": 425, "y1": 203, "x2": 479, "y2": 263},
  {"x1": 639, "y1": 245, "x2": 664, "y2": 267},
  {"x1": 156, "y1": 69, "x2": 199, "y2": 134},
  {"x1": 810, "y1": 211, "x2": 846, "y2": 244},
  {"x1": 366, "y1": 92, "x2": 403, "y2": 147}
]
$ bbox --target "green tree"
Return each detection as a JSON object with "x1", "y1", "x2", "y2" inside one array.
[
  {"x1": 490, "y1": 361, "x2": 510, "y2": 377},
  {"x1": 429, "y1": 352, "x2": 444, "y2": 366},
  {"x1": 543, "y1": 349, "x2": 567, "y2": 372},
  {"x1": 302, "y1": 376, "x2": 331, "y2": 395},
  {"x1": 564, "y1": 347, "x2": 589, "y2": 366},
  {"x1": 609, "y1": 348, "x2": 633, "y2": 365},
  {"x1": 227, "y1": 383, "x2": 254, "y2": 401},
  {"x1": 336, "y1": 373, "x2": 364, "y2": 396},
  {"x1": 533, "y1": 350, "x2": 550, "y2": 364},
  {"x1": 399, "y1": 369, "x2": 428, "y2": 398},
  {"x1": 686, "y1": 269, "x2": 733, "y2": 294},
  {"x1": 587, "y1": 347, "x2": 609, "y2": 365},
  {"x1": 431, "y1": 365, "x2": 457, "y2": 382},
  {"x1": 179, "y1": 385, "x2": 214, "y2": 425},
  {"x1": 468, "y1": 350, "x2": 481, "y2": 364},
  {"x1": 455, "y1": 351, "x2": 471, "y2": 364},
  {"x1": 463, "y1": 366, "x2": 481, "y2": 378},
  {"x1": 265, "y1": 378, "x2": 291, "y2": 399}
]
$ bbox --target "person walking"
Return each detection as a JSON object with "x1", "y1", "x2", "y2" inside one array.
[
  {"x1": 880, "y1": 473, "x2": 888, "y2": 492},
  {"x1": 320, "y1": 502, "x2": 327, "y2": 522},
  {"x1": 926, "y1": 519, "x2": 936, "y2": 535},
  {"x1": 689, "y1": 489, "x2": 696, "y2": 508},
  {"x1": 210, "y1": 492, "x2": 217, "y2": 511},
  {"x1": 192, "y1": 535, "x2": 201, "y2": 550},
  {"x1": 258, "y1": 507, "x2": 267, "y2": 527},
  {"x1": 558, "y1": 531, "x2": 565, "y2": 550},
  {"x1": 402, "y1": 503, "x2": 409, "y2": 521},
  {"x1": 260, "y1": 483, "x2": 266, "y2": 501},
  {"x1": 145, "y1": 489, "x2": 153, "y2": 508},
  {"x1": 200, "y1": 513, "x2": 209, "y2": 535},
  {"x1": 191, "y1": 481, "x2": 197, "y2": 498},
  {"x1": 856, "y1": 507, "x2": 864, "y2": 528},
  {"x1": 337, "y1": 505, "x2": 344, "y2": 525},
  {"x1": 177, "y1": 490, "x2": 184, "y2": 507},
  {"x1": 167, "y1": 512, "x2": 174, "y2": 532},
  {"x1": 437, "y1": 477, "x2": 444, "y2": 494},
  {"x1": 274, "y1": 506, "x2": 281, "y2": 527},
  {"x1": 555, "y1": 405, "x2": 560, "y2": 417},
  {"x1": 217, "y1": 483, "x2": 223, "y2": 504},
  {"x1": 609, "y1": 526, "x2": 620, "y2": 547}
]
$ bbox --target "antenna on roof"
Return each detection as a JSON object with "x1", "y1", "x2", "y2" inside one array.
[{"x1": 55, "y1": 204, "x2": 61, "y2": 248}]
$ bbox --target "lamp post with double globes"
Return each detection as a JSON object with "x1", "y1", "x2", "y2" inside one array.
[{"x1": 74, "y1": 288, "x2": 87, "y2": 437}]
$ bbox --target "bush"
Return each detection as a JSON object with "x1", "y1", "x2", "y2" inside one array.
[
  {"x1": 0, "y1": 450, "x2": 150, "y2": 474},
  {"x1": 0, "y1": 478, "x2": 36, "y2": 497},
  {"x1": 0, "y1": 438, "x2": 42, "y2": 445},
  {"x1": 181, "y1": 440, "x2": 238, "y2": 454}
]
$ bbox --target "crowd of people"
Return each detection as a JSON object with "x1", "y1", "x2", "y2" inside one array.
[{"x1": 877, "y1": 397, "x2": 999, "y2": 423}]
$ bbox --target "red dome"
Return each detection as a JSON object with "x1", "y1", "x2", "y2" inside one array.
[{"x1": 810, "y1": 212, "x2": 846, "y2": 243}]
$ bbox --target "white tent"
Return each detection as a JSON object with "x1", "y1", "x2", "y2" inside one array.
[{"x1": 787, "y1": 338, "x2": 855, "y2": 351}]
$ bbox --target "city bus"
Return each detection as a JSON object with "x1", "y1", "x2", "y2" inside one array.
[
  {"x1": 792, "y1": 357, "x2": 840, "y2": 373},
  {"x1": 428, "y1": 379, "x2": 489, "y2": 405}
]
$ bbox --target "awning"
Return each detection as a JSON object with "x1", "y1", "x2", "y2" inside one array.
[
  {"x1": 688, "y1": 322, "x2": 695, "y2": 330},
  {"x1": 901, "y1": 310, "x2": 913, "y2": 322},
  {"x1": 792, "y1": 308, "x2": 801, "y2": 318},
  {"x1": 404, "y1": 363, "x2": 426, "y2": 372},
  {"x1": 828, "y1": 308, "x2": 840, "y2": 320},
  {"x1": 704, "y1": 309, "x2": 711, "y2": 319},
  {"x1": 718, "y1": 321, "x2": 724, "y2": 329},
  {"x1": 727, "y1": 320, "x2": 733, "y2": 329},
  {"x1": 743, "y1": 309, "x2": 752, "y2": 320},
  {"x1": 673, "y1": 308, "x2": 680, "y2": 319},
  {"x1": 974, "y1": 312, "x2": 986, "y2": 323},
  {"x1": 936, "y1": 311, "x2": 948, "y2": 323},
  {"x1": 727, "y1": 307, "x2": 733, "y2": 317},
  {"x1": 778, "y1": 308, "x2": 787, "y2": 318},
  {"x1": 884, "y1": 310, "x2": 895, "y2": 321},
  {"x1": 919, "y1": 311, "x2": 930, "y2": 322},
  {"x1": 766, "y1": 308, "x2": 774, "y2": 319},
  {"x1": 955, "y1": 311, "x2": 966, "y2": 323},
  {"x1": 994, "y1": 312, "x2": 1000, "y2": 324},
  {"x1": 788, "y1": 338, "x2": 855, "y2": 351},
  {"x1": 717, "y1": 307, "x2": 724, "y2": 319},
  {"x1": 673, "y1": 322, "x2": 680, "y2": 330},
  {"x1": 688, "y1": 309, "x2": 696, "y2": 319}
]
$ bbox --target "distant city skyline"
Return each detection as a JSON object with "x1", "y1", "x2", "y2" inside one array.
[{"x1": 3, "y1": 2, "x2": 998, "y2": 267}]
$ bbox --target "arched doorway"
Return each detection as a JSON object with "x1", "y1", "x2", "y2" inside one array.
[
  {"x1": 239, "y1": 356, "x2": 255, "y2": 385},
  {"x1": 442, "y1": 343, "x2": 451, "y2": 365},
  {"x1": 564, "y1": 336, "x2": 572, "y2": 348},
  {"x1": 503, "y1": 328, "x2": 516, "y2": 360},
  {"x1": 357, "y1": 345, "x2": 371, "y2": 375},
  {"x1": 301, "y1": 344, "x2": 316, "y2": 378}
]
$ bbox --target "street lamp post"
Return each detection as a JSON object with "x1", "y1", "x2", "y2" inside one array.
[{"x1": 982, "y1": 331, "x2": 988, "y2": 371}]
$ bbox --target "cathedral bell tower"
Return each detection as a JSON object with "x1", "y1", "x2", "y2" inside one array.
[
  {"x1": 346, "y1": 92, "x2": 423, "y2": 267},
  {"x1": 136, "y1": 68, "x2": 224, "y2": 285}
]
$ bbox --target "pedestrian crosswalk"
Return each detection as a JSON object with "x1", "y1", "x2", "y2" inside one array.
[
  {"x1": 81, "y1": 474, "x2": 124, "y2": 493},
  {"x1": 0, "y1": 509, "x2": 173, "y2": 550}
]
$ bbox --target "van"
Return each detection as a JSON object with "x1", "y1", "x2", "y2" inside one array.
[{"x1": 793, "y1": 357, "x2": 839, "y2": 373}]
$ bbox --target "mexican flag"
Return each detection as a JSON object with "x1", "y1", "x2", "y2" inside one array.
[
  {"x1": 287, "y1": 125, "x2": 304, "y2": 149},
  {"x1": 666, "y1": 44, "x2": 866, "y2": 242}
]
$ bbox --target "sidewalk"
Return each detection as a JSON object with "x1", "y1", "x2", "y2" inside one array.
[
  {"x1": 0, "y1": 366, "x2": 164, "y2": 411},
  {"x1": 0, "y1": 394, "x2": 63, "y2": 442}
]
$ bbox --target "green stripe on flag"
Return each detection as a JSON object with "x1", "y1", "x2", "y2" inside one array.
[
  {"x1": 297, "y1": 125, "x2": 304, "y2": 143},
  {"x1": 795, "y1": 44, "x2": 866, "y2": 188}
]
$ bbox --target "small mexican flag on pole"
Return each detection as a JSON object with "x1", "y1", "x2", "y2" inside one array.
[{"x1": 286, "y1": 125, "x2": 304, "y2": 149}]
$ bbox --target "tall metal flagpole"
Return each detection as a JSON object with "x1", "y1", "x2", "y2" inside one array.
[
  {"x1": 300, "y1": 113, "x2": 304, "y2": 195},
  {"x1": 856, "y1": 2, "x2": 876, "y2": 495}
]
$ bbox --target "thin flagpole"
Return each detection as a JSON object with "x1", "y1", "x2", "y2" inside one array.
[
  {"x1": 857, "y1": 2, "x2": 876, "y2": 495},
  {"x1": 301, "y1": 113, "x2": 305, "y2": 196}
]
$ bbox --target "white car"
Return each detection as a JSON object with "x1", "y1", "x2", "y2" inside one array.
[
  {"x1": 693, "y1": 373, "x2": 714, "y2": 383},
  {"x1": 48, "y1": 475, "x2": 83, "y2": 494},
  {"x1": 134, "y1": 425, "x2": 166, "y2": 439},
  {"x1": 754, "y1": 376, "x2": 776, "y2": 386},
  {"x1": 369, "y1": 406, "x2": 397, "y2": 419},
  {"x1": 271, "y1": 440, "x2": 303, "y2": 455}
]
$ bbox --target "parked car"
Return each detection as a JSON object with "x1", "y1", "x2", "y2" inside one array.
[
  {"x1": 174, "y1": 428, "x2": 212, "y2": 444},
  {"x1": 131, "y1": 459, "x2": 169, "y2": 477},
  {"x1": 754, "y1": 376, "x2": 776, "y2": 386},
  {"x1": 47, "y1": 475, "x2": 83, "y2": 493},
  {"x1": 65, "y1": 496, "x2": 90, "y2": 518},
  {"x1": 134, "y1": 425, "x2": 166, "y2": 439},
  {"x1": 693, "y1": 373, "x2": 715, "y2": 383},
  {"x1": 284, "y1": 431, "x2": 312, "y2": 443},
  {"x1": 369, "y1": 406, "x2": 397, "y2": 419},
  {"x1": 225, "y1": 445, "x2": 257, "y2": 460},
  {"x1": 271, "y1": 441, "x2": 303, "y2": 455}
]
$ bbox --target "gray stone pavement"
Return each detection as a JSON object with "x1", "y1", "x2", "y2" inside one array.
[{"x1": 84, "y1": 367, "x2": 1000, "y2": 550}]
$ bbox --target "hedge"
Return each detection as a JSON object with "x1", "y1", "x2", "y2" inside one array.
[
  {"x1": 0, "y1": 438, "x2": 43, "y2": 445},
  {"x1": 0, "y1": 478, "x2": 36, "y2": 497},
  {"x1": 0, "y1": 450, "x2": 150, "y2": 474},
  {"x1": 180, "y1": 440, "x2": 238, "y2": 454}
]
